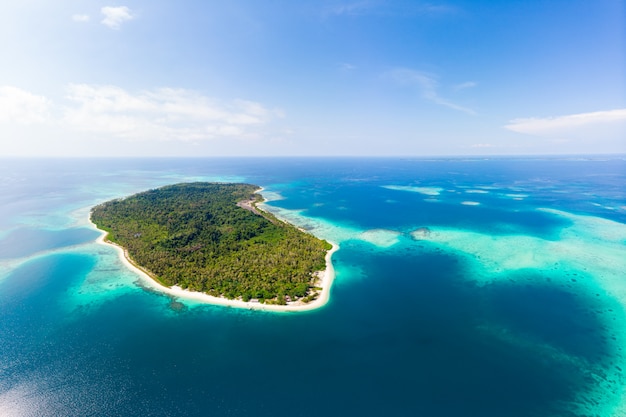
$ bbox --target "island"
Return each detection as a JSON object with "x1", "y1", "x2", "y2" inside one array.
[{"x1": 90, "y1": 182, "x2": 337, "y2": 311}]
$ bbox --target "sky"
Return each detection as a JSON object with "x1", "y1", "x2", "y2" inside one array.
[{"x1": 0, "y1": 0, "x2": 624, "y2": 157}]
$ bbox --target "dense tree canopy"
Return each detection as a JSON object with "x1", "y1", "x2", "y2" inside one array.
[{"x1": 91, "y1": 183, "x2": 331, "y2": 304}]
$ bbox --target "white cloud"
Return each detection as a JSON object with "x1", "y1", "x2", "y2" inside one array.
[
  {"x1": 504, "y1": 109, "x2": 626, "y2": 152},
  {"x1": 452, "y1": 81, "x2": 477, "y2": 91},
  {"x1": 72, "y1": 14, "x2": 90, "y2": 23},
  {"x1": 61, "y1": 84, "x2": 281, "y2": 141},
  {"x1": 339, "y1": 62, "x2": 356, "y2": 71},
  {"x1": 327, "y1": 1, "x2": 456, "y2": 16},
  {"x1": 328, "y1": 2, "x2": 375, "y2": 16},
  {"x1": 505, "y1": 109, "x2": 626, "y2": 135},
  {"x1": 0, "y1": 84, "x2": 281, "y2": 144},
  {"x1": 386, "y1": 68, "x2": 476, "y2": 114},
  {"x1": 0, "y1": 86, "x2": 52, "y2": 124},
  {"x1": 101, "y1": 6, "x2": 134, "y2": 29}
]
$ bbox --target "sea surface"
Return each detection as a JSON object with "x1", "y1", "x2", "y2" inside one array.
[{"x1": 1, "y1": 157, "x2": 625, "y2": 417}]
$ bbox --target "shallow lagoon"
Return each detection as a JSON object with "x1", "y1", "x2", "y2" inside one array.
[{"x1": 1, "y1": 157, "x2": 625, "y2": 416}]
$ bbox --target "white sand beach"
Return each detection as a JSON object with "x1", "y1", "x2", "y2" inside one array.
[{"x1": 88, "y1": 193, "x2": 339, "y2": 312}]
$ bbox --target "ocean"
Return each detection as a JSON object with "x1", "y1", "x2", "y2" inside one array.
[{"x1": 1, "y1": 157, "x2": 625, "y2": 416}]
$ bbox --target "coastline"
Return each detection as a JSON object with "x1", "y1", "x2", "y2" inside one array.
[{"x1": 88, "y1": 190, "x2": 339, "y2": 312}]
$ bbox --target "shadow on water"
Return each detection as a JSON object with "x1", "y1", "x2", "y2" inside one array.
[
  {"x1": 0, "y1": 241, "x2": 616, "y2": 417},
  {"x1": 484, "y1": 270, "x2": 611, "y2": 362},
  {"x1": 320, "y1": 240, "x2": 613, "y2": 417},
  {"x1": 0, "y1": 227, "x2": 100, "y2": 260},
  {"x1": 0, "y1": 253, "x2": 95, "y2": 311}
]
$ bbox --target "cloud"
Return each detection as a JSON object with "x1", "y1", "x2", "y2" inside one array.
[
  {"x1": 328, "y1": 1, "x2": 373, "y2": 16},
  {"x1": 505, "y1": 109, "x2": 626, "y2": 135},
  {"x1": 0, "y1": 84, "x2": 282, "y2": 143},
  {"x1": 338, "y1": 62, "x2": 356, "y2": 71},
  {"x1": 327, "y1": 1, "x2": 456, "y2": 16},
  {"x1": 72, "y1": 14, "x2": 90, "y2": 23},
  {"x1": 386, "y1": 68, "x2": 476, "y2": 114},
  {"x1": 504, "y1": 110, "x2": 626, "y2": 151},
  {"x1": 61, "y1": 84, "x2": 281, "y2": 141},
  {"x1": 0, "y1": 86, "x2": 52, "y2": 124},
  {"x1": 101, "y1": 6, "x2": 134, "y2": 29},
  {"x1": 452, "y1": 81, "x2": 477, "y2": 91}
]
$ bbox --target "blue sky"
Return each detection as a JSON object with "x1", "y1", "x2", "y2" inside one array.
[{"x1": 0, "y1": 0, "x2": 624, "y2": 156}]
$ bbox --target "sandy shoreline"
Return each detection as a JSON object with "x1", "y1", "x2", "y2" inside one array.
[{"x1": 88, "y1": 190, "x2": 339, "y2": 312}]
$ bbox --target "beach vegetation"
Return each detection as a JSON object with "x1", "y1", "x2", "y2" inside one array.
[{"x1": 91, "y1": 182, "x2": 329, "y2": 303}]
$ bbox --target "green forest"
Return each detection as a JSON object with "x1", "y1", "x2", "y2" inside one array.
[{"x1": 91, "y1": 182, "x2": 332, "y2": 304}]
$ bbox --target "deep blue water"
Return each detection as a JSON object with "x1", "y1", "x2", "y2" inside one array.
[{"x1": 1, "y1": 157, "x2": 625, "y2": 416}]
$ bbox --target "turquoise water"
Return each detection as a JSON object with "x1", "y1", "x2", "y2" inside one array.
[{"x1": 1, "y1": 157, "x2": 625, "y2": 416}]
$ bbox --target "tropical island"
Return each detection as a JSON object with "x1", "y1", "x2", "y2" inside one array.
[{"x1": 90, "y1": 182, "x2": 336, "y2": 310}]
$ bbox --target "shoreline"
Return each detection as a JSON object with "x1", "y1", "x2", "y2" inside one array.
[{"x1": 88, "y1": 189, "x2": 339, "y2": 312}]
